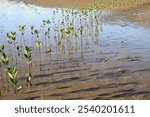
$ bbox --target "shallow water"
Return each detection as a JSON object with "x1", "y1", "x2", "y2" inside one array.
[{"x1": 0, "y1": 0, "x2": 150, "y2": 100}]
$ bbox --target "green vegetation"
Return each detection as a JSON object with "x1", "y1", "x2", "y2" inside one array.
[
  {"x1": 0, "y1": 4, "x2": 100, "y2": 90},
  {"x1": 24, "y1": 46, "x2": 32, "y2": 88},
  {"x1": 1, "y1": 0, "x2": 147, "y2": 98}
]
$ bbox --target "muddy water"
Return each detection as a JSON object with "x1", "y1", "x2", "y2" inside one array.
[{"x1": 0, "y1": 0, "x2": 150, "y2": 100}]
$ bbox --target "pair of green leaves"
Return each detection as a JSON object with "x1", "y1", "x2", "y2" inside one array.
[
  {"x1": 35, "y1": 40, "x2": 41, "y2": 48},
  {"x1": 24, "y1": 46, "x2": 32, "y2": 64},
  {"x1": 6, "y1": 32, "x2": 16, "y2": 44},
  {"x1": 1, "y1": 53, "x2": 9, "y2": 65},
  {"x1": 18, "y1": 25, "x2": 25, "y2": 31},
  {"x1": 0, "y1": 44, "x2": 4, "y2": 53},
  {"x1": 6, "y1": 67, "x2": 22, "y2": 93},
  {"x1": 7, "y1": 67, "x2": 18, "y2": 85}
]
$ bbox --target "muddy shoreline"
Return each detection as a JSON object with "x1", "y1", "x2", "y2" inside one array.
[
  {"x1": 22, "y1": 0, "x2": 150, "y2": 9},
  {"x1": 22, "y1": 0, "x2": 104, "y2": 8}
]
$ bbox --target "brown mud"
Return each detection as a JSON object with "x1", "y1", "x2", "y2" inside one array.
[{"x1": 22, "y1": 0, "x2": 106, "y2": 8}]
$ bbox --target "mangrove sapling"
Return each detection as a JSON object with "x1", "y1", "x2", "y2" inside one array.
[
  {"x1": 6, "y1": 33, "x2": 12, "y2": 44},
  {"x1": 6, "y1": 66, "x2": 22, "y2": 94},
  {"x1": 44, "y1": 31, "x2": 48, "y2": 49},
  {"x1": 45, "y1": 31, "x2": 48, "y2": 40},
  {"x1": 16, "y1": 45, "x2": 22, "y2": 56},
  {"x1": 18, "y1": 25, "x2": 26, "y2": 45},
  {"x1": 73, "y1": 32, "x2": 78, "y2": 59},
  {"x1": 15, "y1": 45, "x2": 22, "y2": 69},
  {"x1": 6, "y1": 33, "x2": 14, "y2": 62},
  {"x1": 65, "y1": 26, "x2": 73, "y2": 62},
  {"x1": 46, "y1": 20, "x2": 51, "y2": 26},
  {"x1": 24, "y1": 46, "x2": 32, "y2": 88},
  {"x1": 79, "y1": 26, "x2": 84, "y2": 61},
  {"x1": 35, "y1": 40, "x2": 42, "y2": 71},
  {"x1": 34, "y1": 29, "x2": 40, "y2": 39},
  {"x1": 42, "y1": 20, "x2": 47, "y2": 27},
  {"x1": 45, "y1": 45, "x2": 52, "y2": 71},
  {"x1": 40, "y1": 24, "x2": 45, "y2": 46},
  {"x1": 0, "y1": 44, "x2": 4, "y2": 54},
  {"x1": 30, "y1": 25, "x2": 35, "y2": 49},
  {"x1": 24, "y1": 46, "x2": 32, "y2": 99},
  {"x1": 1, "y1": 53, "x2": 9, "y2": 67},
  {"x1": 57, "y1": 39, "x2": 62, "y2": 67},
  {"x1": 48, "y1": 27, "x2": 51, "y2": 38},
  {"x1": 46, "y1": 20, "x2": 51, "y2": 35},
  {"x1": 10, "y1": 32, "x2": 18, "y2": 66},
  {"x1": 47, "y1": 27, "x2": 51, "y2": 44},
  {"x1": 10, "y1": 32, "x2": 16, "y2": 42},
  {"x1": 1, "y1": 52, "x2": 10, "y2": 91},
  {"x1": 1, "y1": 52, "x2": 9, "y2": 65}
]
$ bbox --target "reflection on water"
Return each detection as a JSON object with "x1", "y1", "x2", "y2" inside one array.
[
  {"x1": 0, "y1": 0, "x2": 150, "y2": 100},
  {"x1": 0, "y1": 0, "x2": 57, "y2": 43}
]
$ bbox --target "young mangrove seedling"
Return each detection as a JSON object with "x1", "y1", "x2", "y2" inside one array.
[
  {"x1": 10, "y1": 32, "x2": 18, "y2": 66},
  {"x1": 35, "y1": 40, "x2": 42, "y2": 71},
  {"x1": 1, "y1": 52, "x2": 10, "y2": 91},
  {"x1": 6, "y1": 66, "x2": 22, "y2": 94},
  {"x1": 6, "y1": 33, "x2": 12, "y2": 44},
  {"x1": 16, "y1": 45, "x2": 22, "y2": 56},
  {"x1": 18, "y1": 25, "x2": 25, "y2": 35},
  {"x1": 0, "y1": 44, "x2": 4, "y2": 54},
  {"x1": 24, "y1": 46, "x2": 32, "y2": 88},
  {"x1": 10, "y1": 32, "x2": 16, "y2": 41},
  {"x1": 1, "y1": 53, "x2": 9, "y2": 66},
  {"x1": 48, "y1": 27, "x2": 51, "y2": 38},
  {"x1": 45, "y1": 45, "x2": 52, "y2": 70},
  {"x1": 30, "y1": 25, "x2": 34, "y2": 35},
  {"x1": 35, "y1": 40, "x2": 42, "y2": 49},
  {"x1": 34, "y1": 30, "x2": 40, "y2": 38},
  {"x1": 30, "y1": 25, "x2": 35, "y2": 48},
  {"x1": 18, "y1": 25, "x2": 26, "y2": 45},
  {"x1": 57, "y1": 39, "x2": 61, "y2": 47}
]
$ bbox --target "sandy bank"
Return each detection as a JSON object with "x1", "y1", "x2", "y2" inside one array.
[
  {"x1": 22, "y1": 0, "x2": 150, "y2": 9},
  {"x1": 23, "y1": 0, "x2": 106, "y2": 8}
]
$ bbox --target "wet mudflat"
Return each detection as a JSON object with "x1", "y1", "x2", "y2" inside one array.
[{"x1": 0, "y1": 0, "x2": 150, "y2": 100}]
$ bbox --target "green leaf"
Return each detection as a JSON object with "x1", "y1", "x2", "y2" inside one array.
[
  {"x1": 24, "y1": 46, "x2": 32, "y2": 59},
  {"x1": 35, "y1": 40, "x2": 41, "y2": 48},
  {"x1": 10, "y1": 32, "x2": 16, "y2": 41},
  {"x1": 18, "y1": 25, "x2": 25, "y2": 31},
  {"x1": 1, "y1": 53, "x2": 9, "y2": 65},
  {"x1": 34, "y1": 30, "x2": 39, "y2": 34},
  {"x1": 57, "y1": 40, "x2": 61, "y2": 47},
  {"x1": 6, "y1": 33, "x2": 12, "y2": 44},
  {"x1": 16, "y1": 86, "x2": 22, "y2": 93},
  {"x1": 0, "y1": 44, "x2": 5, "y2": 53},
  {"x1": 10, "y1": 78, "x2": 18, "y2": 85},
  {"x1": 0, "y1": 44, "x2": 4, "y2": 50},
  {"x1": 45, "y1": 47, "x2": 52, "y2": 53},
  {"x1": 16, "y1": 45, "x2": 20, "y2": 51},
  {"x1": 7, "y1": 67, "x2": 17, "y2": 79},
  {"x1": 30, "y1": 25, "x2": 34, "y2": 31}
]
